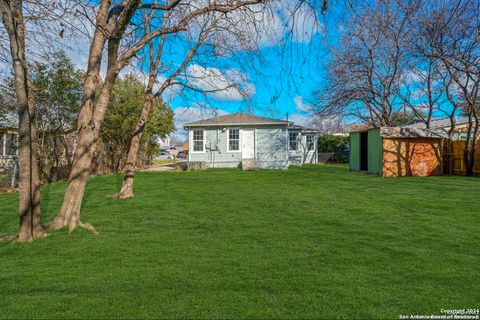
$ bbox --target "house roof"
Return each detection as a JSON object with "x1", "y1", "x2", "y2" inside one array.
[
  {"x1": 380, "y1": 127, "x2": 448, "y2": 139},
  {"x1": 288, "y1": 124, "x2": 318, "y2": 133},
  {"x1": 0, "y1": 112, "x2": 18, "y2": 129},
  {"x1": 184, "y1": 113, "x2": 291, "y2": 127},
  {"x1": 402, "y1": 116, "x2": 471, "y2": 129}
]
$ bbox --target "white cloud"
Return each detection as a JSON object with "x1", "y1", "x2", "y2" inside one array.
[
  {"x1": 0, "y1": 1, "x2": 96, "y2": 80},
  {"x1": 223, "y1": 4, "x2": 284, "y2": 48},
  {"x1": 289, "y1": 112, "x2": 344, "y2": 134},
  {"x1": 172, "y1": 105, "x2": 228, "y2": 138},
  {"x1": 185, "y1": 64, "x2": 255, "y2": 101},
  {"x1": 402, "y1": 69, "x2": 425, "y2": 86},
  {"x1": 294, "y1": 95, "x2": 312, "y2": 112},
  {"x1": 211, "y1": 2, "x2": 322, "y2": 49},
  {"x1": 312, "y1": 114, "x2": 346, "y2": 134},
  {"x1": 288, "y1": 113, "x2": 312, "y2": 126},
  {"x1": 182, "y1": 2, "x2": 284, "y2": 51}
]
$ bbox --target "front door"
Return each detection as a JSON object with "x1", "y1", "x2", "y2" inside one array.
[{"x1": 242, "y1": 129, "x2": 255, "y2": 159}]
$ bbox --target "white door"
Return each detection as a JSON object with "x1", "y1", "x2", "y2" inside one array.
[{"x1": 241, "y1": 129, "x2": 255, "y2": 159}]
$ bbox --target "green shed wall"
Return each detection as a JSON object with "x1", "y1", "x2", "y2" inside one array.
[
  {"x1": 349, "y1": 132, "x2": 360, "y2": 171},
  {"x1": 367, "y1": 128, "x2": 382, "y2": 174}
]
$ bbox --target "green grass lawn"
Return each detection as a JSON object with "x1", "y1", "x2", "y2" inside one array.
[{"x1": 0, "y1": 165, "x2": 479, "y2": 319}]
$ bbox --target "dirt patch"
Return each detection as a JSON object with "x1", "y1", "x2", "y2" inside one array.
[{"x1": 0, "y1": 187, "x2": 17, "y2": 194}]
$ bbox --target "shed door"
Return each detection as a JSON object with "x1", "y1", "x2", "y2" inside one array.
[
  {"x1": 242, "y1": 129, "x2": 255, "y2": 159},
  {"x1": 360, "y1": 132, "x2": 368, "y2": 171}
]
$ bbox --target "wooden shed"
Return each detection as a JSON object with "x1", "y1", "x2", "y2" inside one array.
[{"x1": 349, "y1": 127, "x2": 447, "y2": 177}]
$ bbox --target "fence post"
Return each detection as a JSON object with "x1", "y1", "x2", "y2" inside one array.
[{"x1": 10, "y1": 159, "x2": 18, "y2": 189}]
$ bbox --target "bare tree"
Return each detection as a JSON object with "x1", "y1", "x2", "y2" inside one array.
[
  {"x1": 115, "y1": 12, "x2": 227, "y2": 198},
  {"x1": 1, "y1": 0, "x2": 330, "y2": 239},
  {"x1": 417, "y1": 0, "x2": 480, "y2": 176},
  {"x1": 0, "y1": 0, "x2": 43, "y2": 242},
  {"x1": 315, "y1": 0, "x2": 417, "y2": 127},
  {"x1": 399, "y1": 56, "x2": 446, "y2": 129},
  {"x1": 47, "y1": 0, "x2": 269, "y2": 232}
]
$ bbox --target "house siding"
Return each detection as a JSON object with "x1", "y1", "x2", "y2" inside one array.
[
  {"x1": 188, "y1": 126, "x2": 289, "y2": 169},
  {"x1": 288, "y1": 132, "x2": 317, "y2": 165},
  {"x1": 187, "y1": 125, "x2": 316, "y2": 169},
  {"x1": 188, "y1": 127, "x2": 242, "y2": 168},
  {"x1": 256, "y1": 127, "x2": 288, "y2": 168}
]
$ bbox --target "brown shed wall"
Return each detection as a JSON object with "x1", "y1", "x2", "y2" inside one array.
[{"x1": 382, "y1": 138, "x2": 443, "y2": 177}]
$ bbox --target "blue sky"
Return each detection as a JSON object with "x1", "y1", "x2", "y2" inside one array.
[
  {"x1": 141, "y1": 2, "x2": 343, "y2": 137},
  {"x1": 168, "y1": 34, "x2": 329, "y2": 126},
  {"x1": 2, "y1": 1, "x2": 341, "y2": 139}
]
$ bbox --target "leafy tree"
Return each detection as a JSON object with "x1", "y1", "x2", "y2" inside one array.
[
  {"x1": 318, "y1": 134, "x2": 348, "y2": 153},
  {"x1": 389, "y1": 111, "x2": 417, "y2": 127},
  {"x1": 1, "y1": 51, "x2": 83, "y2": 131},
  {"x1": 0, "y1": 51, "x2": 84, "y2": 183},
  {"x1": 99, "y1": 76, "x2": 174, "y2": 172},
  {"x1": 318, "y1": 134, "x2": 349, "y2": 163},
  {"x1": 31, "y1": 51, "x2": 83, "y2": 133},
  {"x1": 31, "y1": 52, "x2": 84, "y2": 182}
]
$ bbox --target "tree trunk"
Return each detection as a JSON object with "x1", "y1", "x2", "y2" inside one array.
[
  {"x1": 115, "y1": 23, "x2": 209, "y2": 199},
  {"x1": 49, "y1": 68, "x2": 119, "y2": 231},
  {"x1": 48, "y1": 0, "x2": 141, "y2": 231},
  {"x1": 465, "y1": 150, "x2": 474, "y2": 177},
  {"x1": 117, "y1": 84, "x2": 155, "y2": 199},
  {"x1": 48, "y1": 6, "x2": 111, "y2": 231},
  {"x1": 0, "y1": 1, "x2": 43, "y2": 242},
  {"x1": 466, "y1": 124, "x2": 479, "y2": 177}
]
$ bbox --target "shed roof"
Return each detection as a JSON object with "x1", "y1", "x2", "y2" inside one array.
[{"x1": 184, "y1": 113, "x2": 291, "y2": 127}]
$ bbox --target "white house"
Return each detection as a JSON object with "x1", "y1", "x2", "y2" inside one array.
[
  {"x1": 0, "y1": 112, "x2": 18, "y2": 172},
  {"x1": 184, "y1": 113, "x2": 318, "y2": 169}
]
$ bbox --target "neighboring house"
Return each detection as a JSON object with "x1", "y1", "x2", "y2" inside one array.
[
  {"x1": 184, "y1": 113, "x2": 318, "y2": 169},
  {"x1": 402, "y1": 117, "x2": 475, "y2": 140},
  {"x1": 0, "y1": 111, "x2": 76, "y2": 180},
  {"x1": 0, "y1": 112, "x2": 18, "y2": 172},
  {"x1": 158, "y1": 135, "x2": 171, "y2": 149}
]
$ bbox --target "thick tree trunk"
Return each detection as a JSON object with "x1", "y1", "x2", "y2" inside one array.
[
  {"x1": 117, "y1": 81, "x2": 155, "y2": 199},
  {"x1": 465, "y1": 151, "x2": 474, "y2": 177},
  {"x1": 48, "y1": 0, "x2": 142, "y2": 231},
  {"x1": 49, "y1": 69, "x2": 119, "y2": 231},
  {"x1": 1, "y1": 1, "x2": 43, "y2": 242},
  {"x1": 48, "y1": 3, "x2": 111, "y2": 231}
]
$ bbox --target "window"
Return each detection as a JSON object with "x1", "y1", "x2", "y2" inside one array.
[
  {"x1": 289, "y1": 132, "x2": 299, "y2": 151},
  {"x1": 0, "y1": 133, "x2": 17, "y2": 156},
  {"x1": 306, "y1": 135, "x2": 315, "y2": 151},
  {"x1": 192, "y1": 130, "x2": 204, "y2": 152},
  {"x1": 6, "y1": 134, "x2": 17, "y2": 155},
  {"x1": 228, "y1": 129, "x2": 240, "y2": 151}
]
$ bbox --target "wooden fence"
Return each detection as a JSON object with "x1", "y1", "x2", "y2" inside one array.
[{"x1": 449, "y1": 141, "x2": 480, "y2": 176}]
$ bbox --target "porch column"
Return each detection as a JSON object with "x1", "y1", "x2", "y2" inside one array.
[{"x1": 2, "y1": 133, "x2": 5, "y2": 156}]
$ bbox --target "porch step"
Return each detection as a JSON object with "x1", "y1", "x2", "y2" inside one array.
[{"x1": 242, "y1": 159, "x2": 257, "y2": 171}]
